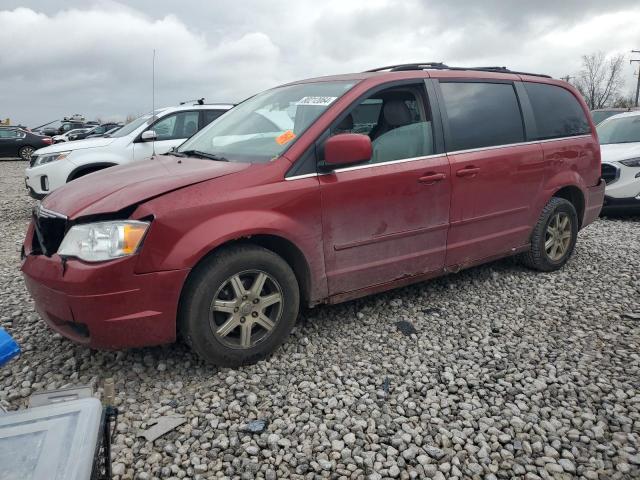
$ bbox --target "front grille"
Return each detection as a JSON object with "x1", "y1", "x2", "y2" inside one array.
[
  {"x1": 601, "y1": 163, "x2": 619, "y2": 185},
  {"x1": 32, "y1": 205, "x2": 67, "y2": 256},
  {"x1": 29, "y1": 154, "x2": 38, "y2": 168}
]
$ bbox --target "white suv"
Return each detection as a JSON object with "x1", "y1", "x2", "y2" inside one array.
[
  {"x1": 597, "y1": 111, "x2": 640, "y2": 213},
  {"x1": 25, "y1": 103, "x2": 233, "y2": 198}
]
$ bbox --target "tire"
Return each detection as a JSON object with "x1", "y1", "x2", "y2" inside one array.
[
  {"x1": 18, "y1": 146, "x2": 35, "y2": 161},
  {"x1": 179, "y1": 245, "x2": 300, "y2": 367},
  {"x1": 520, "y1": 197, "x2": 578, "y2": 272}
]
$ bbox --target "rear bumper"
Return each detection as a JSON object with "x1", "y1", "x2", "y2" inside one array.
[
  {"x1": 582, "y1": 179, "x2": 606, "y2": 228},
  {"x1": 21, "y1": 249, "x2": 189, "y2": 350}
]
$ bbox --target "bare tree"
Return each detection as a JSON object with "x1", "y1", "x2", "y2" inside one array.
[
  {"x1": 612, "y1": 95, "x2": 635, "y2": 108},
  {"x1": 574, "y1": 52, "x2": 625, "y2": 109}
]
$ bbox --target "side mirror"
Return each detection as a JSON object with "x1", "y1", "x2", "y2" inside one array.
[
  {"x1": 323, "y1": 133, "x2": 372, "y2": 168},
  {"x1": 141, "y1": 130, "x2": 157, "y2": 141}
]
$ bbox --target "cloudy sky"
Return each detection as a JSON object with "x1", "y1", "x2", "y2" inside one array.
[{"x1": 1, "y1": 0, "x2": 639, "y2": 126}]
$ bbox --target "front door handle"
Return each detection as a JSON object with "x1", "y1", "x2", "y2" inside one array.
[
  {"x1": 456, "y1": 166, "x2": 480, "y2": 177},
  {"x1": 418, "y1": 172, "x2": 446, "y2": 184}
]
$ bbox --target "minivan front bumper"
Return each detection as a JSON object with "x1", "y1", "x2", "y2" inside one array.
[{"x1": 21, "y1": 224, "x2": 189, "y2": 349}]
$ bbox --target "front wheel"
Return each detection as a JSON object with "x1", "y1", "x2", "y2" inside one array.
[
  {"x1": 520, "y1": 197, "x2": 578, "y2": 271},
  {"x1": 179, "y1": 245, "x2": 300, "y2": 367},
  {"x1": 18, "y1": 146, "x2": 35, "y2": 161}
]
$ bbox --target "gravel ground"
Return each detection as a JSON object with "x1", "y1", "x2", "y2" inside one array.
[{"x1": 1, "y1": 158, "x2": 639, "y2": 480}]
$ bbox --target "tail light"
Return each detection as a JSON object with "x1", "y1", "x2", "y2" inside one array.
[{"x1": 42, "y1": 137, "x2": 53, "y2": 145}]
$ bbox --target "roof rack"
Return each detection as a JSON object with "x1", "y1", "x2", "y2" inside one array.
[
  {"x1": 365, "y1": 63, "x2": 551, "y2": 78},
  {"x1": 180, "y1": 97, "x2": 206, "y2": 105}
]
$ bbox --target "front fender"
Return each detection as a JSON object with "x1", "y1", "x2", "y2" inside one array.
[
  {"x1": 67, "y1": 150, "x2": 126, "y2": 167},
  {"x1": 132, "y1": 181, "x2": 327, "y2": 302}
]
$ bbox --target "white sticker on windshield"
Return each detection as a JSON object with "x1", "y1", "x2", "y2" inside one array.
[{"x1": 296, "y1": 96, "x2": 337, "y2": 106}]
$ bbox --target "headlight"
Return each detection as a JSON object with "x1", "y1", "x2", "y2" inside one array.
[
  {"x1": 33, "y1": 151, "x2": 71, "y2": 167},
  {"x1": 620, "y1": 157, "x2": 640, "y2": 167},
  {"x1": 58, "y1": 220, "x2": 150, "y2": 262}
]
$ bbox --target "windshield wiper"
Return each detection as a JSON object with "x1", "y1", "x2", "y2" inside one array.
[
  {"x1": 179, "y1": 150, "x2": 229, "y2": 161},
  {"x1": 165, "y1": 150, "x2": 186, "y2": 157}
]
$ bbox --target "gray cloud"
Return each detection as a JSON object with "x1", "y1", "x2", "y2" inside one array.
[{"x1": 1, "y1": 0, "x2": 639, "y2": 126}]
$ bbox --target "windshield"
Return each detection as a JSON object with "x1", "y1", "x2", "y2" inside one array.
[
  {"x1": 109, "y1": 113, "x2": 156, "y2": 138},
  {"x1": 597, "y1": 115, "x2": 640, "y2": 144},
  {"x1": 178, "y1": 81, "x2": 355, "y2": 162}
]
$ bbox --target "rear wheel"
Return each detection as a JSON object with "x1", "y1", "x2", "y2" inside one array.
[
  {"x1": 520, "y1": 197, "x2": 578, "y2": 271},
  {"x1": 18, "y1": 146, "x2": 34, "y2": 161},
  {"x1": 179, "y1": 245, "x2": 300, "y2": 367}
]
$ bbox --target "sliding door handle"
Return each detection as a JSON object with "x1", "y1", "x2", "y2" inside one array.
[{"x1": 456, "y1": 166, "x2": 480, "y2": 177}]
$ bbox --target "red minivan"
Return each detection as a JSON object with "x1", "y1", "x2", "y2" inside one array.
[{"x1": 21, "y1": 64, "x2": 605, "y2": 366}]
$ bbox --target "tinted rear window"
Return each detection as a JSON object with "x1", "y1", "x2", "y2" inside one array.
[
  {"x1": 524, "y1": 83, "x2": 590, "y2": 140},
  {"x1": 440, "y1": 82, "x2": 525, "y2": 151}
]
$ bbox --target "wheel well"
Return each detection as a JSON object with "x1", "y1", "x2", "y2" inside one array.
[
  {"x1": 187, "y1": 235, "x2": 312, "y2": 306},
  {"x1": 67, "y1": 163, "x2": 116, "y2": 182},
  {"x1": 553, "y1": 186, "x2": 585, "y2": 228}
]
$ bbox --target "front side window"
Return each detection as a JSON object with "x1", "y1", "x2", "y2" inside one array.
[
  {"x1": 330, "y1": 84, "x2": 435, "y2": 164},
  {"x1": 178, "y1": 81, "x2": 355, "y2": 163},
  {"x1": 597, "y1": 115, "x2": 640, "y2": 144},
  {"x1": 151, "y1": 111, "x2": 199, "y2": 141},
  {"x1": 525, "y1": 82, "x2": 590, "y2": 140},
  {"x1": 441, "y1": 82, "x2": 525, "y2": 152}
]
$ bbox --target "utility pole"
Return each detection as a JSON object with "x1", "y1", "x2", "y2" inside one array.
[
  {"x1": 631, "y1": 50, "x2": 640, "y2": 107},
  {"x1": 560, "y1": 75, "x2": 574, "y2": 83}
]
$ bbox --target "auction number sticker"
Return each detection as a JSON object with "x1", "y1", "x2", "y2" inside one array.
[
  {"x1": 276, "y1": 130, "x2": 296, "y2": 145},
  {"x1": 296, "y1": 96, "x2": 337, "y2": 106}
]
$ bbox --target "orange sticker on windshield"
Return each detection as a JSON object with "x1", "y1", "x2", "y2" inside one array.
[{"x1": 276, "y1": 130, "x2": 296, "y2": 145}]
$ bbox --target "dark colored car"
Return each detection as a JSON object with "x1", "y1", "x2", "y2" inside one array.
[
  {"x1": 39, "y1": 121, "x2": 87, "y2": 137},
  {"x1": 86, "y1": 126, "x2": 121, "y2": 138},
  {"x1": 0, "y1": 127, "x2": 52, "y2": 160},
  {"x1": 591, "y1": 108, "x2": 640, "y2": 125},
  {"x1": 22, "y1": 63, "x2": 604, "y2": 367},
  {"x1": 69, "y1": 123, "x2": 122, "y2": 141}
]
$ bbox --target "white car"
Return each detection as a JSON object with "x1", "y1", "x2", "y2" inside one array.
[
  {"x1": 25, "y1": 103, "x2": 233, "y2": 199},
  {"x1": 598, "y1": 111, "x2": 640, "y2": 213},
  {"x1": 52, "y1": 128, "x2": 92, "y2": 143}
]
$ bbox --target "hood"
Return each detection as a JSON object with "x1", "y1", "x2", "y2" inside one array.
[
  {"x1": 42, "y1": 155, "x2": 249, "y2": 219},
  {"x1": 600, "y1": 142, "x2": 640, "y2": 163},
  {"x1": 34, "y1": 136, "x2": 116, "y2": 155}
]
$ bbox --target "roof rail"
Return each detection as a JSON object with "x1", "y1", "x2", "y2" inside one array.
[
  {"x1": 366, "y1": 62, "x2": 447, "y2": 72},
  {"x1": 365, "y1": 63, "x2": 551, "y2": 78},
  {"x1": 180, "y1": 97, "x2": 206, "y2": 105}
]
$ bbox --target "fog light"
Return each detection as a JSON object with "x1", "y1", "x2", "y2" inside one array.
[{"x1": 40, "y1": 176, "x2": 49, "y2": 191}]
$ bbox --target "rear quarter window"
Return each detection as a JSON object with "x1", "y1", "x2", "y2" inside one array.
[{"x1": 524, "y1": 83, "x2": 590, "y2": 140}]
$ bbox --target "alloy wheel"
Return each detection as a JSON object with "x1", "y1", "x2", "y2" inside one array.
[
  {"x1": 545, "y1": 212, "x2": 572, "y2": 261},
  {"x1": 20, "y1": 146, "x2": 34, "y2": 160},
  {"x1": 210, "y1": 270, "x2": 283, "y2": 349}
]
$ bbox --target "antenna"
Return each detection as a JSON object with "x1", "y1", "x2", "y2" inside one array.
[{"x1": 152, "y1": 49, "x2": 156, "y2": 158}]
